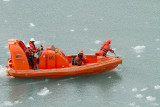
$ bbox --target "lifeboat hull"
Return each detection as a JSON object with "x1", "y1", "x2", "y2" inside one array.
[{"x1": 7, "y1": 56, "x2": 122, "y2": 78}]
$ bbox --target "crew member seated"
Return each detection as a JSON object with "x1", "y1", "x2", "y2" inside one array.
[
  {"x1": 99, "y1": 40, "x2": 114, "y2": 56},
  {"x1": 29, "y1": 38, "x2": 38, "y2": 57},
  {"x1": 25, "y1": 45, "x2": 35, "y2": 69},
  {"x1": 76, "y1": 50, "x2": 87, "y2": 66}
]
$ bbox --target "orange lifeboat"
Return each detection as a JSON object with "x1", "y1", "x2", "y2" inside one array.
[{"x1": 6, "y1": 39, "x2": 122, "y2": 78}]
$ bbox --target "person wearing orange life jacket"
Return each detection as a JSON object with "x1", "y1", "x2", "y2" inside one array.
[
  {"x1": 29, "y1": 38, "x2": 38, "y2": 56},
  {"x1": 76, "y1": 50, "x2": 87, "y2": 66},
  {"x1": 25, "y1": 45, "x2": 35, "y2": 69},
  {"x1": 99, "y1": 40, "x2": 114, "y2": 56}
]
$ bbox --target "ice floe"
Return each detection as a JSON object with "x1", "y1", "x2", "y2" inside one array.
[
  {"x1": 141, "y1": 88, "x2": 148, "y2": 91},
  {"x1": 90, "y1": 49, "x2": 97, "y2": 51},
  {"x1": 66, "y1": 15, "x2": 72, "y2": 17},
  {"x1": 83, "y1": 28, "x2": 88, "y2": 31},
  {"x1": 154, "y1": 85, "x2": 160, "y2": 90},
  {"x1": 135, "y1": 94, "x2": 143, "y2": 98},
  {"x1": 29, "y1": 23, "x2": 35, "y2": 27},
  {"x1": 136, "y1": 55, "x2": 141, "y2": 58},
  {"x1": 37, "y1": 87, "x2": 50, "y2": 96},
  {"x1": 150, "y1": 103, "x2": 159, "y2": 106},
  {"x1": 70, "y1": 29, "x2": 75, "y2": 32},
  {"x1": 129, "y1": 102, "x2": 135, "y2": 106},
  {"x1": 108, "y1": 76, "x2": 111, "y2": 79},
  {"x1": 0, "y1": 100, "x2": 22, "y2": 107},
  {"x1": 146, "y1": 96, "x2": 156, "y2": 102},
  {"x1": 94, "y1": 40, "x2": 101, "y2": 44},
  {"x1": 57, "y1": 83, "x2": 61, "y2": 86},
  {"x1": 77, "y1": 99, "x2": 82, "y2": 102},
  {"x1": 132, "y1": 88, "x2": 138, "y2": 92},
  {"x1": 132, "y1": 46, "x2": 146, "y2": 53},
  {"x1": 4, "y1": 20, "x2": 8, "y2": 23},
  {"x1": 28, "y1": 97, "x2": 34, "y2": 100},
  {"x1": 3, "y1": 0, "x2": 10, "y2": 2},
  {"x1": 0, "y1": 65, "x2": 7, "y2": 77},
  {"x1": 156, "y1": 48, "x2": 160, "y2": 50},
  {"x1": 100, "y1": 17, "x2": 104, "y2": 20},
  {"x1": 155, "y1": 39, "x2": 160, "y2": 41}
]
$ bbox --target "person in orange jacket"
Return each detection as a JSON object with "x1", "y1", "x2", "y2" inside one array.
[
  {"x1": 25, "y1": 45, "x2": 35, "y2": 69},
  {"x1": 76, "y1": 50, "x2": 87, "y2": 66},
  {"x1": 29, "y1": 38, "x2": 38, "y2": 56},
  {"x1": 99, "y1": 40, "x2": 114, "y2": 56}
]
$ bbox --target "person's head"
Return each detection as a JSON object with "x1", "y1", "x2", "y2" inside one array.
[
  {"x1": 30, "y1": 38, "x2": 35, "y2": 43},
  {"x1": 80, "y1": 50, "x2": 83, "y2": 54},
  {"x1": 106, "y1": 40, "x2": 111, "y2": 44}
]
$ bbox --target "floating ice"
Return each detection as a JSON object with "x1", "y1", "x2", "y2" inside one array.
[
  {"x1": 132, "y1": 88, "x2": 138, "y2": 92},
  {"x1": 1, "y1": 101, "x2": 13, "y2": 106},
  {"x1": 4, "y1": 20, "x2": 8, "y2": 23},
  {"x1": 35, "y1": 41, "x2": 41, "y2": 45},
  {"x1": 66, "y1": 15, "x2": 72, "y2": 17},
  {"x1": 150, "y1": 103, "x2": 159, "y2": 106},
  {"x1": 0, "y1": 65, "x2": 7, "y2": 77},
  {"x1": 45, "y1": 79, "x2": 48, "y2": 82},
  {"x1": 135, "y1": 94, "x2": 143, "y2": 98},
  {"x1": 90, "y1": 49, "x2": 97, "y2": 51},
  {"x1": 145, "y1": 21, "x2": 149, "y2": 24},
  {"x1": 129, "y1": 102, "x2": 135, "y2": 106},
  {"x1": 157, "y1": 48, "x2": 160, "y2": 50},
  {"x1": 155, "y1": 39, "x2": 160, "y2": 41},
  {"x1": 57, "y1": 83, "x2": 61, "y2": 86},
  {"x1": 100, "y1": 17, "x2": 104, "y2": 20},
  {"x1": 37, "y1": 87, "x2": 50, "y2": 96},
  {"x1": 28, "y1": 97, "x2": 34, "y2": 100},
  {"x1": 14, "y1": 101, "x2": 22, "y2": 104},
  {"x1": 3, "y1": 0, "x2": 10, "y2": 2},
  {"x1": 29, "y1": 23, "x2": 35, "y2": 27},
  {"x1": 77, "y1": 99, "x2": 82, "y2": 102},
  {"x1": 70, "y1": 29, "x2": 75, "y2": 32},
  {"x1": 154, "y1": 85, "x2": 160, "y2": 90},
  {"x1": 137, "y1": 55, "x2": 141, "y2": 58},
  {"x1": 94, "y1": 40, "x2": 101, "y2": 44},
  {"x1": 108, "y1": 76, "x2": 111, "y2": 79},
  {"x1": 132, "y1": 46, "x2": 146, "y2": 53},
  {"x1": 83, "y1": 28, "x2": 88, "y2": 31},
  {"x1": 146, "y1": 96, "x2": 156, "y2": 102},
  {"x1": 141, "y1": 88, "x2": 148, "y2": 91}
]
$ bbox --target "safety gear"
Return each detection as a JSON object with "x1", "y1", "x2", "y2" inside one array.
[
  {"x1": 99, "y1": 40, "x2": 114, "y2": 56},
  {"x1": 25, "y1": 47, "x2": 33, "y2": 56},
  {"x1": 29, "y1": 41, "x2": 37, "y2": 53},
  {"x1": 76, "y1": 50, "x2": 87, "y2": 66},
  {"x1": 30, "y1": 38, "x2": 35, "y2": 42}
]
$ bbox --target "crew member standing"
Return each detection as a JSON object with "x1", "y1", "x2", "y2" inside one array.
[
  {"x1": 29, "y1": 38, "x2": 38, "y2": 56},
  {"x1": 76, "y1": 50, "x2": 87, "y2": 66},
  {"x1": 99, "y1": 40, "x2": 114, "y2": 56}
]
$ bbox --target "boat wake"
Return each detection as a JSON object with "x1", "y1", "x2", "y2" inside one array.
[{"x1": 0, "y1": 65, "x2": 7, "y2": 78}]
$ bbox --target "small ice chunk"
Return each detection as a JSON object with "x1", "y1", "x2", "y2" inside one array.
[
  {"x1": 35, "y1": 41, "x2": 41, "y2": 45},
  {"x1": 146, "y1": 96, "x2": 156, "y2": 102},
  {"x1": 157, "y1": 48, "x2": 160, "y2": 50},
  {"x1": 135, "y1": 94, "x2": 143, "y2": 98},
  {"x1": 150, "y1": 103, "x2": 159, "y2": 106},
  {"x1": 57, "y1": 83, "x2": 61, "y2": 86},
  {"x1": 112, "y1": 48, "x2": 116, "y2": 51},
  {"x1": 2, "y1": 101, "x2": 13, "y2": 106},
  {"x1": 141, "y1": 88, "x2": 148, "y2": 91},
  {"x1": 14, "y1": 101, "x2": 22, "y2": 104},
  {"x1": 28, "y1": 97, "x2": 34, "y2": 100},
  {"x1": 70, "y1": 29, "x2": 75, "y2": 32},
  {"x1": 83, "y1": 28, "x2": 88, "y2": 31},
  {"x1": 100, "y1": 17, "x2": 104, "y2": 20},
  {"x1": 155, "y1": 39, "x2": 160, "y2": 41},
  {"x1": 137, "y1": 55, "x2": 141, "y2": 58},
  {"x1": 94, "y1": 40, "x2": 101, "y2": 44},
  {"x1": 0, "y1": 65, "x2": 7, "y2": 77},
  {"x1": 29, "y1": 23, "x2": 35, "y2": 27},
  {"x1": 154, "y1": 85, "x2": 160, "y2": 90},
  {"x1": 45, "y1": 79, "x2": 48, "y2": 82},
  {"x1": 108, "y1": 76, "x2": 111, "y2": 79},
  {"x1": 77, "y1": 99, "x2": 82, "y2": 102},
  {"x1": 66, "y1": 15, "x2": 72, "y2": 17},
  {"x1": 145, "y1": 21, "x2": 149, "y2": 24},
  {"x1": 132, "y1": 46, "x2": 146, "y2": 53},
  {"x1": 132, "y1": 88, "x2": 138, "y2": 92},
  {"x1": 3, "y1": 0, "x2": 10, "y2": 2},
  {"x1": 37, "y1": 87, "x2": 50, "y2": 96},
  {"x1": 129, "y1": 102, "x2": 135, "y2": 106},
  {"x1": 4, "y1": 20, "x2": 8, "y2": 23}
]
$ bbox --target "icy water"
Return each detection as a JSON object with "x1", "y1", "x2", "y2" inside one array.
[{"x1": 0, "y1": 0, "x2": 160, "y2": 106}]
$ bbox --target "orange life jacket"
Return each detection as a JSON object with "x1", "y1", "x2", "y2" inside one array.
[
  {"x1": 99, "y1": 40, "x2": 113, "y2": 56},
  {"x1": 29, "y1": 41, "x2": 37, "y2": 53},
  {"x1": 25, "y1": 47, "x2": 33, "y2": 57}
]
